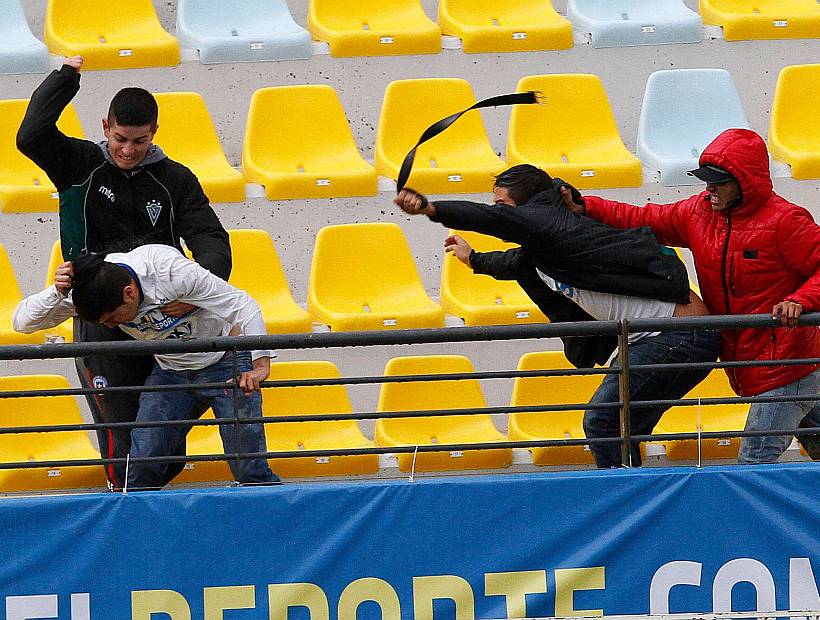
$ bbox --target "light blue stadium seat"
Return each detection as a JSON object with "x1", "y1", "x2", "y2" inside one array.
[
  {"x1": 637, "y1": 69, "x2": 750, "y2": 186},
  {"x1": 567, "y1": 0, "x2": 702, "y2": 48},
  {"x1": 176, "y1": 0, "x2": 311, "y2": 64},
  {"x1": 0, "y1": 0, "x2": 49, "y2": 74}
]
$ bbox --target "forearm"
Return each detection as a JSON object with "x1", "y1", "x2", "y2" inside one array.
[
  {"x1": 584, "y1": 195, "x2": 691, "y2": 248},
  {"x1": 13, "y1": 286, "x2": 77, "y2": 334},
  {"x1": 16, "y1": 65, "x2": 80, "y2": 157},
  {"x1": 429, "y1": 201, "x2": 529, "y2": 244}
]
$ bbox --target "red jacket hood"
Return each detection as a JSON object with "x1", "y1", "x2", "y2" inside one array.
[{"x1": 699, "y1": 128, "x2": 773, "y2": 213}]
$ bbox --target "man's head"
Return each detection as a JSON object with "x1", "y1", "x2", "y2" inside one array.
[
  {"x1": 492, "y1": 164, "x2": 552, "y2": 207},
  {"x1": 688, "y1": 164, "x2": 742, "y2": 212},
  {"x1": 72, "y1": 254, "x2": 140, "y2": 328},
  {"x1": 102, "y1": 87, "x2": 158, "y2": 171}
]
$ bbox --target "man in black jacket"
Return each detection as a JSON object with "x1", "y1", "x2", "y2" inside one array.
[
  {"x1": 395, "y1": 165, "x2": 720, "y2": 467},
  {"x1": 17, "y1": 55, "x2": 232, "y2": 489}
]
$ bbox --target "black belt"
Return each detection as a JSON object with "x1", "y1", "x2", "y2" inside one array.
[{"x1": 396, "y1": 91, "x2": 542, "y2": 193}]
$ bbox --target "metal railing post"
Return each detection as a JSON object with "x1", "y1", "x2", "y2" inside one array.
[
  {"x1": 618, "y1": 319, "x2": 632, "y2": 467},
  {"x1": 231, "y1": 346, "x2": 240, "y2": 477}
]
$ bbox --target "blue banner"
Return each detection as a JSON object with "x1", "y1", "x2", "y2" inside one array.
[{"x1": 1, "y1": 463, "x2": 818, "y2": 620}]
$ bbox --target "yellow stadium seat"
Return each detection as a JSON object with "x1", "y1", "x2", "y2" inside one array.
[
  {"x1": 700, "y1": 0, "x2": 820, "y2": 40},
  {"x1": 440, "y1": 230, "x2": 548, "y2": 326},
  {"x1": 0, "y1": 375, "x2": 107, "y2": 492},
  {"x1": 650, "y1": 370, "x2": 748, "y2": 460},
  {"x1": 507, "y1": 74, "x2": 643, "y2": 189},
  {"x1": 177, "y1": 361, "x2": 380, "y2": 481},
  {"x1": 376, "y1": 78, "x2": 507, "y2": 194},
  {"x1": 438, "y1": 0, "x2": 573, "y2": 53},
  {"x1": 376, "y1": 355, "x2": 511, "y2": 472},
  {"x1": 42, "y1": 240, "x2": 73, "y2": 344},
  {"x1": 44, "y1": 0, "x2": 180, "y2": 70},
  {"x1": 242, "y1": 85, "x2": 377, "y2": 200},
  {"x1": 308, "y1": 0, "x2": 441, "y2": 57},
  {"x1": 0, "y1": 99, "x2": 84, "y2": 213},
  {"x1": 174, "y1": 409, "x2": 232, "y2": 484},
  {"x1": 769, "y1": 64, "x2": 820, "y2": 179},
  {"x1": 153, "y1": 93, "x2": 245, "y2": 203},
  {"x1": 262, "y1": 361, "x2": 379, "y2": 477},
  {"x1": 509, "y1": 351, "x2": 603, "y2": 465},
  {"x1": 227, "y1": 230, "x2": 312, "y2": 334},
  {"x1": 308, "y1": 223, "x2": 444, "y2": 331},
  {"x1": 0, "y1": 244, "x2": 44, "y2": 345}
]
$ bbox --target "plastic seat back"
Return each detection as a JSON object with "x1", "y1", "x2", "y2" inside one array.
[
  {"x1": 376, "y1": 78, "x2": 506, "y2": 194},
  {"x1": 153, "y1": 92, "x2": 245, "y2": 203},
  {"x1": 308, "y1": 223, "x2": 444, "y2": 331},
  {"x1": 0, "y1": 243, "x2": 44, "y2": 345},
  {"x1": 176, "y1": 0, "x2": 311, "y2": 64},
  {"x1": 770, "y1": 64, "x2": 820, "y2": 179},
  {"x1": 438, "y1": 0, "x2": 573, "y2": 53},
  {"x1": 0, "y1": 375, "x2": 107, "y2": 491},
  {"x1": 0, "y1": 0, "x2": 49, "y2": 74},
  {"x1": 0, "y1": 99, "x2": 85, "y2": 213},
  {"x1": 308, "y1": 0, "x2": 441, "y2": 57},
  {"x1": 44, "y1": 0, "x2": 180, "y2": 70},
  {"x1": 242, "y1": 85, "x2": 377, "y2": 200},
  {"x1": 638, "y1": 69, "x2": 749, "y2": 185},
  {"x1": 376, "y1": 355, "x2": 510, "y2": 472},
  {"x1": 567, "y1": 0, "x2": 702, "y2": 48},
  {"x1": 440, "y1": 230, "x2": 547, "y2": 326},
  {"x1": 227, "y1": 229, "x2": 312, "y2": 334},
  {"x1": 700, "y1": 0, "x2": 820, "y2": 40},
  {"x1": 652, "y1": 370, "x2": 749, "y2": 460},
  {"x1": 507, "y1": 74, "x2": 642, "y2": 189},
  {"x1": 262, "y1": 361, "x2": 378, "y2": 477},
  {"x1": 509, "y1": 351, "x2": 604, "y2": 465}
]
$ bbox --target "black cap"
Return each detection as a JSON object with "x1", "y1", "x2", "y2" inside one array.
[{"x1": 687, "y1": 164, "x2": 735, "y2": 183}]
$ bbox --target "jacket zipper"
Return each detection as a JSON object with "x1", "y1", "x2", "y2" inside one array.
[{"x1": 720, "y1": 210, "x2": 733, "y2": 314}]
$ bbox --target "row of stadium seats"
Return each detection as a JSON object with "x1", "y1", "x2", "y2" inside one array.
[
  {"x1": 4, "y1": 0, "x2": 820, "y2": 74},
  {"x1": 0, "y1": 353, "x2": 753, "y2": 491},
  {"x1": 2, "y1": 65, "x2": 819, "y2": 212},
  {"x1": 0, "y1": 225, "x2": 548, "y2": 345}
]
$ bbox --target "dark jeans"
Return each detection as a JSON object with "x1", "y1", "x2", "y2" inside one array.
[
  {"x1": 128, "y1": 351, "x2": 277, "y2": 490},
  {"x1": 74, "y1": 320, "x2": 173, "y2": 489},
  {"x1": 584, "y1": 329, "x2": 721, "y2": 468}
]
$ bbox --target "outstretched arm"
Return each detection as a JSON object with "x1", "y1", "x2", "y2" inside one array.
[{"x1": 559, "y1": 186, "x2": 696, "y2": 249}]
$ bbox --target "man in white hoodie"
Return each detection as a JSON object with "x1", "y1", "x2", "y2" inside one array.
[{"x1": 14, "y1": 244, "x2": 278, "y2": 490}]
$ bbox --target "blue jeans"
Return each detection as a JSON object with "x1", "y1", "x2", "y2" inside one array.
[
  {"x1": 128, "y1": 351, "x2": 277, "y2": 489},
  {"x1": 738, "y1": 368, "x2": 820, "y2": 464},
  {"x1": 584, "y1": 329, "x2": 721, "y2": 468}
]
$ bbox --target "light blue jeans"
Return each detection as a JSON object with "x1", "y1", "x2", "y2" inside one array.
[
  {"x1": 128, "y1": 351, "x2": 277, "y2": 489},
  {"x1": 739, "y1": 368, "x2": 820, "y2": 463}
]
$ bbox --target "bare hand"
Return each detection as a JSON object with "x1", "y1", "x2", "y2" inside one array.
[
  {"x1": 444, "y1": 234, "x2": 473, "y2": 267},
  {"x1": 560, "y1": 185, "x2": 585, "y2": 215},
  {"x1": 394, "y1": 188, "x2": 434, "y2": 216},
  {"x1": 236, "y1": 357, "x2": 270, "y2": 394},
  {"x1": 54, "y1": 261, "x2": 73, "y2": 295},
  {"x1": 161, "y1": 301, "x2": 196, "y2": 317},
  {"x1": 772, "y1": 301, "x2": 803, "y2": 328},
  {"x1": 63, "y1": 55, "x2": 83, "y2": 70}
]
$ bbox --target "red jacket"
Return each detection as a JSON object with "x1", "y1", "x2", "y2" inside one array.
[{"x1": 584, "y1": 128, "x2": 820, "y2": 396}]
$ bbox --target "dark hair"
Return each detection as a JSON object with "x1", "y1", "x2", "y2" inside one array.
[
  {"x1": 107, "y1": 87, "x2": 158, "y2": 128},
  {"x1": 71, "y1": 254, "x2": 131, "y2": 322},
  {"x1": 493, "y1": 164, "x2": 553, "y2": 205}
]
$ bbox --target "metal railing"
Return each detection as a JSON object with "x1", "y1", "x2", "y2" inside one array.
[{"x1": 0, "y1": 313, "x2": 818, "y2": 485}]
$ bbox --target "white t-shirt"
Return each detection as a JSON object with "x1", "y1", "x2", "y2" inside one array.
[
  {"x1": 13, "y1": 244, "x2": 273, "y2": 371},
  {"x1": 535, "y1": 268, "x2": 676, "y2": 344}
]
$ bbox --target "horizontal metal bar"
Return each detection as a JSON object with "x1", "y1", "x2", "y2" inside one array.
[
  {"x1": 1, "y1": 427, "x2": 816, "y2": 472},
  {"x1": 1, "y1": 313, "x2": 818, "y2": 360}
]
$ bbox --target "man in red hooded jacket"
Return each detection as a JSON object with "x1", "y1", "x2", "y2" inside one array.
[{"x1": 561, "y1": 128, "x2": 820, "y2": 463}]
